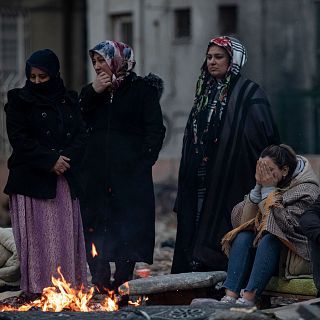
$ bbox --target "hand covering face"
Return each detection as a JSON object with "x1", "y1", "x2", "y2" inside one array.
[{"x1": 89, "y1": 40, "x2": 136, "y2": 91}]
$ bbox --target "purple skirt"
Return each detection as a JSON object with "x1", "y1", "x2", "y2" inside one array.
[{"x1": 10, "y1": 176, "x2": 88, "y2": 293}]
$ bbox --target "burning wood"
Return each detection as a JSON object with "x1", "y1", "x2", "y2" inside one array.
[{"x1": 0, "y1": 267, "x2": 143, "y2": 312}]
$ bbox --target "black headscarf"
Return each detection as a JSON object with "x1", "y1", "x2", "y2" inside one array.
[{"x1": 24, "y1": 49, "x2": 65, "y2": 99}]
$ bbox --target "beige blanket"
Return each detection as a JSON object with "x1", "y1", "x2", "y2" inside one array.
[{"x1": 0, "y1": 227, "x2": 20, "y2": 287}]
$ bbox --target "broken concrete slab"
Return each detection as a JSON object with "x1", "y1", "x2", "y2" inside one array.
[
  {"x1": 118, "y1": 271, "x2": 227, "y2": 296},
  {"x1": 263, "y1": 297, "x2": 320, "y2": 320},
  {"x1": 0, "y1": 305, "x2": 274, "y2": 319}
]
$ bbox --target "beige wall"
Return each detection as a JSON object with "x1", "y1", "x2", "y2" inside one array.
[
  {"x1": 86, "y1": 0, "x2": 319, "y2": 159},
  {"x1": 0, "y1": 0, "x2": 86, "y2": 213},
  {"x1": 0, "y1": 0, "x2": 86, "y2": 90}
]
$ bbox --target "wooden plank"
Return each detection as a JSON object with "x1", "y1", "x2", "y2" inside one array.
[{"x1": 118, "y1": 271, "x2": 227, "y2": 296}]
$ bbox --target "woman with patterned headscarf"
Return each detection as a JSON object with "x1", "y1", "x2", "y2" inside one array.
[
  {"x1": 79, "y1": 41, "x2": 165, "y2": 292},
  {"x1": 172, "y1": 36, "x2": 280, "y2": 274}
]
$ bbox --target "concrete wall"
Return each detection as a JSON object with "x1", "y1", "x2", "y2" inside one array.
[
  {"x1": 86, "y1": 0, "x2": 319, "y2": 160},
  {"x1": 0, "y1": 0, "x2": 86, "y2": 212},
  {"x1": 0, "y1": 0, "x2": 86, "y2": 90},
  {"x1": 1, "y1": 0, "x2": 319, "y2": 209}
]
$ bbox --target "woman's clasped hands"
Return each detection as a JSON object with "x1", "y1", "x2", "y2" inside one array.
[{"x1": 51, "y1": 155, "x2": 70, "y2": 175}]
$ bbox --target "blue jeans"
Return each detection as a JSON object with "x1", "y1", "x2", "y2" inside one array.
[{"x1": 223, "y1": 231, "x2": 283, "y2": 297}]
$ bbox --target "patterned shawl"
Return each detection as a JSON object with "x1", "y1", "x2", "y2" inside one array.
[
  {"x1": 191, "y1": 36, "x2": 247, "y2": 145},
  {"x1": 89, "y1": 40, "x2": 136, "y2": 91}
]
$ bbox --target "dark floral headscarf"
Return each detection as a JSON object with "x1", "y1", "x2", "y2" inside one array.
[{"x1": 89, "y1": 40, "x2": 136, "y2": 91}]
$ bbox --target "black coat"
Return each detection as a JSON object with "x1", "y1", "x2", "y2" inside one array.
[
  {"x1": 300, "y1": 196, "x2": 320, "y2": 244},
  {"x1": 79, "y1": 73, "x2": 165, "y2": 263},
  {"x1": 300, "y1": 196, "x2": 320, "y2": 292},
  {"x1": 172, "y1": 75, "x2": 280, "y2": 273},
  {"x1": 4, "y1": 87, "x2": 87, "y2": 199}
]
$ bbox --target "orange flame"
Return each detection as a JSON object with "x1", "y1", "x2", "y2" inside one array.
[
  {"x1": 0, "y1": 267, "x2": 122, "y2": 312},
  {"x1": 91, "y1": 243, "x2": 98, "y2": 258},
  {"x1": 101, "y1": 291, "x2": 118, "y2": 311}
]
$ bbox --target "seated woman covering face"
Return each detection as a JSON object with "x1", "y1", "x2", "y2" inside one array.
[{"x1": 218, "y1": 144, "x2": 320, "y2": 307}]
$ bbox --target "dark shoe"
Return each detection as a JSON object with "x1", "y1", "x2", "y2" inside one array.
[
  {"x1": 92, "y1": 281, "x2": 112, "y2": 294},
  {"x1": 20, "y1": 292, "x2": 41, "y2": 302},
  {"x1": 118, "y1": 294, "x2": 129, "y2": 307},
  {"x1": 0, "y1": 285, "x2": 20, "y2": 293},
  {"x1": 1, "y1": 292, "x2": 41, "y2": 306}
]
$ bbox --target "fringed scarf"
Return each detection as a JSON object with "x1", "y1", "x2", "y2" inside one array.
[
  {"x1": 191, "y1": 36, "x2": 247, "y2": 147},
  {"x1": 89, "y1": 40, "x2": 136, "y2": 92}
]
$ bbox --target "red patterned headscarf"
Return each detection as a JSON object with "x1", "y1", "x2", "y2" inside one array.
[
  {"x1": 207, "y1": 36, "x2": 247, "y2": 76},
  {"x1": 89, "y1": 40, "x2": 136, "y2": 91},
  {"x1": 190, "y1": 36, "x2": 247, "y2": 144}
]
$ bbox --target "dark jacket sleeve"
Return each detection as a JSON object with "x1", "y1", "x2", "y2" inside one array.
[
  {"x1": 142, "y1": 86, "x2": 166, "y2": 165},
  {"x1": 60, "y1": 99, "x2": 87, "y2": 166},
  {"x1": 79, "y1": 84, "x2": 109, "y2": 115},
  {"x1": 245, "y1": 86, "x2": 280, "y2": 148},
  {"x1": 300, "y1": 195, "x2": 320, "y2": 244},
  {"x1": 5, "y1": 91, "x2": 60, "y2": 172}
]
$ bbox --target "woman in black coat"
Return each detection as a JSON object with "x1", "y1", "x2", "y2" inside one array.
[
  {"x1": 80, "y1": 40, "x2": 165, "y2": 292},
  {"x1": 300, "y1": 197, "x2": 320, "y2": 296},
  {"x1": 4, "y1": 49, "x2": 88, "y2": 296},
  {"x1": 172, "y1": 36, "x2": 280, "y2": 274}
]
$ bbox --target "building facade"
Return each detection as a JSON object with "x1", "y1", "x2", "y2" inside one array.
[
  {"x1": 0, "y1": 0, "x2": 86, "y2": 154},
  {"x1": 87, "y1": 0, "x2": 320, "y2": 162},
  {"x1": 1, "y1": 0, "x2": 320, "y2": 207},
  {"x1": 0, "y1": 0, "x2": 86, "y2": 212}
]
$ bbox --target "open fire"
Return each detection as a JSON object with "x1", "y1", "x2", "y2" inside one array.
[
  {"x1": 0, "y1": 242, "x2": 146, "y2": 312},
  {"x1": 0, "y1": 267, "x2": 144, "y2": 312},
  {"x1": 91, "y1": 243, "x2": 98, "y2": 258}
]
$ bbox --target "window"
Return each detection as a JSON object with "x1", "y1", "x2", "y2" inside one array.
[
  {"x1": 0, "y1": 9, "x2": 28, "y2": 77},
  {"x1": 111, "y1": 14, "x2": 133, "y2": 48},
  {"x1": 174, "y1": 8, "x2": 191, "y2": 39},
  {"x1": 218, "y1": 5, "x2": 238, "y2": 35},
  {"x1": 0, "y1": 9, "x2": 28, "y2": 157}
]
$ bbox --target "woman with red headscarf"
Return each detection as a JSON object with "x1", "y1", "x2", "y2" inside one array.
[
  {"x1": 172, "y1": 36, "x2": 280, "y2": 274},
  {"x1": 79, "y1": 41, "x2": 165, "y2": 292}
]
